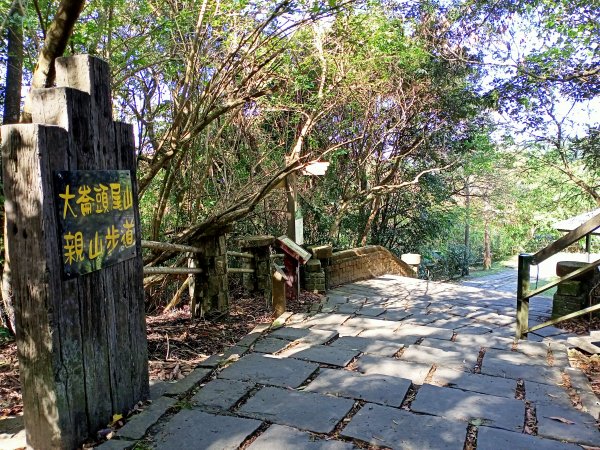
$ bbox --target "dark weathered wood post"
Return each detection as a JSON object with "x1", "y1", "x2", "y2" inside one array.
[
  {"x1": 1, "y1": 55, "x2": 149, "y2": 449},
  {"x1": 516, "y1": 253, "x2": 532, "y2": 339}
]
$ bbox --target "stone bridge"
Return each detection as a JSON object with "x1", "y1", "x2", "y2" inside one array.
[{"x1": 96, "y1": 275, "x2": 598, "y2": 449}]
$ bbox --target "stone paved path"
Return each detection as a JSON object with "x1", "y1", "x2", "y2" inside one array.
[{"x1": 94, "y1": 275, "x2": 600, "y2": 449}]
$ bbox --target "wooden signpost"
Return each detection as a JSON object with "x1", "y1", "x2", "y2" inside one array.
[{"x1": 1, "y1": 55, "x2": 149, "y2": 449}]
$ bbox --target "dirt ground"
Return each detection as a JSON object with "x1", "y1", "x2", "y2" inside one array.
[{"x1": 0, "y1": 287, "x2": 322, "y2": 419}]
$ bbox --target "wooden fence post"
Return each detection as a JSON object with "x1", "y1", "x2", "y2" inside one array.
[
  {"x1": 1, "y1": 55, "x2": 149, "y2": 449},
  {"x1": 516, "y1": 253, "x2": 532, "y2": 339}
]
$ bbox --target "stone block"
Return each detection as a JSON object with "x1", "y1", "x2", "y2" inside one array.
[
  {"x1": 117, "y1": 396, "x2": 176, "y2": 440},
  {"x1": 306, "y1": 368, "x2": 411, "y2": 407},
  {"x1": 218, "y1": 353, "x2": 318, "y2": 388},
  {"x1": 330, "y1": 336, "x2": 402, "y2": 357},
  {"x1": 192, "y1": 379, "x2": 254, "y2": 411},
  {"x1": 411, "y1": 384, "x2": 524, "y2": 432},
  {"x1": 557, "y1": 280, "x2": 584, "y2": 296},
  {"x1": 556, "y1": 261, "x2": 595, "y2": 281},
  {"x1": 280, "y1": 344, "x2": 359, "y2": 367},
  {"x1": 340, "y1": 403, "x2": 465, "y2": 450},
  {"x1": 552, "y1": 293, "x2": 586, "y2": 318},
  {"x1": 238, "y1": 235, "x2": 275, "y2": 248},
  {"x1": 163, "y1": 367, "x2": 212, "y2": 396},
  {"x1": 305, "y1": 259, "x2": 322, "y2": 272},
  {"x1": 401, "y1": 345, "x2": 477, "y2": 371},
  {"x1": 238, "y1": 386, "x2": 354, "y2": 433},
  {"x1": 356, "y1": 354, "x2": 431, "y2": 384},
  {"x1": 537, "y1": 402, "x2": 600, "y2": 446},
  {"x1": 253, "y1": 336, "x2": 290, "y2": 354},
  {"x1": 308, "y1": 245, "x2": 333, "y2": 259},
  {"x1": 477, "y1": 426, "x2": 581, "y2": 450},
  {"x1": 431, "y1": 367, "x2": 517, "y2": 398},
  {"x1": 152, "y1": 409, "x2": 262, "y2": 449},
  {"x1": 247, "y1": 424, "x2": 354, "y2": 450}
]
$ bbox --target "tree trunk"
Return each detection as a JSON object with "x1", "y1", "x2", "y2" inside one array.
[
  {"x1": 360, "y1": 196, "x2": 380, "y2": 247},
  {"x1": 462, "y1": 178, "x2": 470, "y2": 276},
  {"x1": 1, "y1": 0, "x2": 24, "y2": 334},
  {"x1": 483, "y1": 218, "x2": 492, "y2": 270},
  {"x1": 3, "y1": 0, "x2": 23, "y2": 125},
  {"x1": 21, "y1": 0, "x2": 86, "y2": 121}
]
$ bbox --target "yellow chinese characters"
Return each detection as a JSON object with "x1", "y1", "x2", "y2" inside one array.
[
  {"x1": 63, "y1": 231, "x2": 84, "y2": 264},
  {"x1": 59, "y1": 180, "x2": 133, "y2": 218},
  {"x1": 59, "y1": 185, "x2": 77, "y2": 219},
  {"x1": 62, "y1": 219, "x2": 137, "y2": 265}
]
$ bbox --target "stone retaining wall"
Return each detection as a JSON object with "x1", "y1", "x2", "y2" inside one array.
[{"x1": 329, "y1": 245, "x2": 416, "y2": 286}]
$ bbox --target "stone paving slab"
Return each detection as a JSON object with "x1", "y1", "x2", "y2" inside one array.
[
  {"x1": 306, "y1": 368, "x2": 411, "y2": 407},
  {"x1": 340, "y1": 403, "x2": 466, "y2": 450},
  {"x1": 252, "y1": 337, "x2": 290, "y2": 354},
  {"x1": 152, "y1": 409, "x2": 262, "y2": 449},
  {"x1": 393, "y1": 324, "x2": 455, "y2": 340},
  {"x1": 117, "y1": 396, "x2": 176, "y2": 440},
  {"x1": 94, "y1": 438, "x2": 134, "y2": 450},
  {"x1": 328, "y1": 325, "x2": 364, "y2": 337},
  {"x1": 524, "y1": 380, "x2": 572, "y2": 408},
  {"x1": 411, "y1": 384, "x2": 524, "y2": 432},
  {"x1": 356, "y1": 306, "x2": 386, "y2": 317},
  {"x1": 536, "y1": 402, "x2": 600, "y2": 446},
  {"x1": 296, "y1": 313, "x2": 351, "y2": 329},
  {"x1": 238, "y1": 386, "x2": 354, "y2": 433},
  {"x1": 280, "y1": 344, "x2": 359, "y2": 367},
  {"x1": 452, "y1": 333, "x2": 514, "y2": 350},
  {"x1": 344, "y1": 317, "x2": 399, "y2": 330},
  {"x1": 481, "y1": 356, "x2": 564, "y2": 385},
  {"x1": 476, "y1": 426, "x2": 582, "y2": 450},
  {"x1": 335, "y1": 303, "x2": 361, "y2": 314},
  {"x1": 565, "y1": 367, "x2": 600, "y2": 418},
  {"x1": 426, "y1": 317, "x2": 479, "y2": 330},
  {"x1": 358, "y1": 328, "x2": 419, "y2": 345},
  {"x1": 398, "y1": 314, "x2": 438, "y2": 326},
  {"x1": 356, "y1": 354, "x2": 432, "y2": 384},
  {"x1": 484, "y1": 348, "x2": 549, "y2": 366},
  {"x1": 401, "y1": 345, "x2": 477, "y2": 371},
  {"x1": 418, "y1": 338, "x2": 476, "y2": 354},
  {"x1": 191, "y1": 379, "x2": 254, "y2": 411},
  {"x1": 247, "y1": 425, "x2": 356, "y2": 450},
  {"x1": 329, "y1": 336, "x2": 402, "y2": 357},
  {"x1": 465, "y1": 311, "x2": 514, "y2": 327},
  {"x1": 379, "y1": 309, "x2": 413, "y2": 321},
  {"x1": 269, "y1": 327, "x2": 337, "y2": 345},
  {"x1": 430, "y1": 366, "x2": 517, "y2": 398},
  {"x1": 218, "y1": 353, "x2": 318, "y2": 388},
  {"x1": 163, "y1": 367, "x2": 212, "y2": 396},
  {"x1": 324, "y1": 295, "x2": 349, "y2": 304},
  {"x1": 454, "y1": 324, "x2": 495, "y2": 335}
]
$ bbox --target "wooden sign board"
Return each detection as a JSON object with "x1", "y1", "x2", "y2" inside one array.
[
  {"x1": 276, "y1": 235, "x2": 311, "y2": 264},
  {"x1": 55, "y1": 170, "x2": 137, "y2": 277}
]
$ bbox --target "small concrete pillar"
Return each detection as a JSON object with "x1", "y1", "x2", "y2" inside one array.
[
  {"x1": 191, "y1": 234, "x2": 229, "y2": 317},
  {"x1": 239, "y1": 235, "x2": 275, "y2": 304},
  {"x1": 401, "y1": 253, "x2": 421, "y2": 275}
]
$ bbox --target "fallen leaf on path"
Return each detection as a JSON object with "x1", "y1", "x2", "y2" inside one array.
[{"x1": 548, "y1": 416, "x2": 575, "y2": 424}]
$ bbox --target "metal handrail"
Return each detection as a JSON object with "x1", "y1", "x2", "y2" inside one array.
[{"x1": 516, "y1": 211, "x2": 600, "y2": 339}]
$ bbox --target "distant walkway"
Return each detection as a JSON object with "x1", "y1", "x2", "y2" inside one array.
[
  {"x1": 461, "y1": 252, "x2": 600, "y2": 294},
  {"x1": 94, "y1": 275, "x2": 598, "y2": 449}
]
